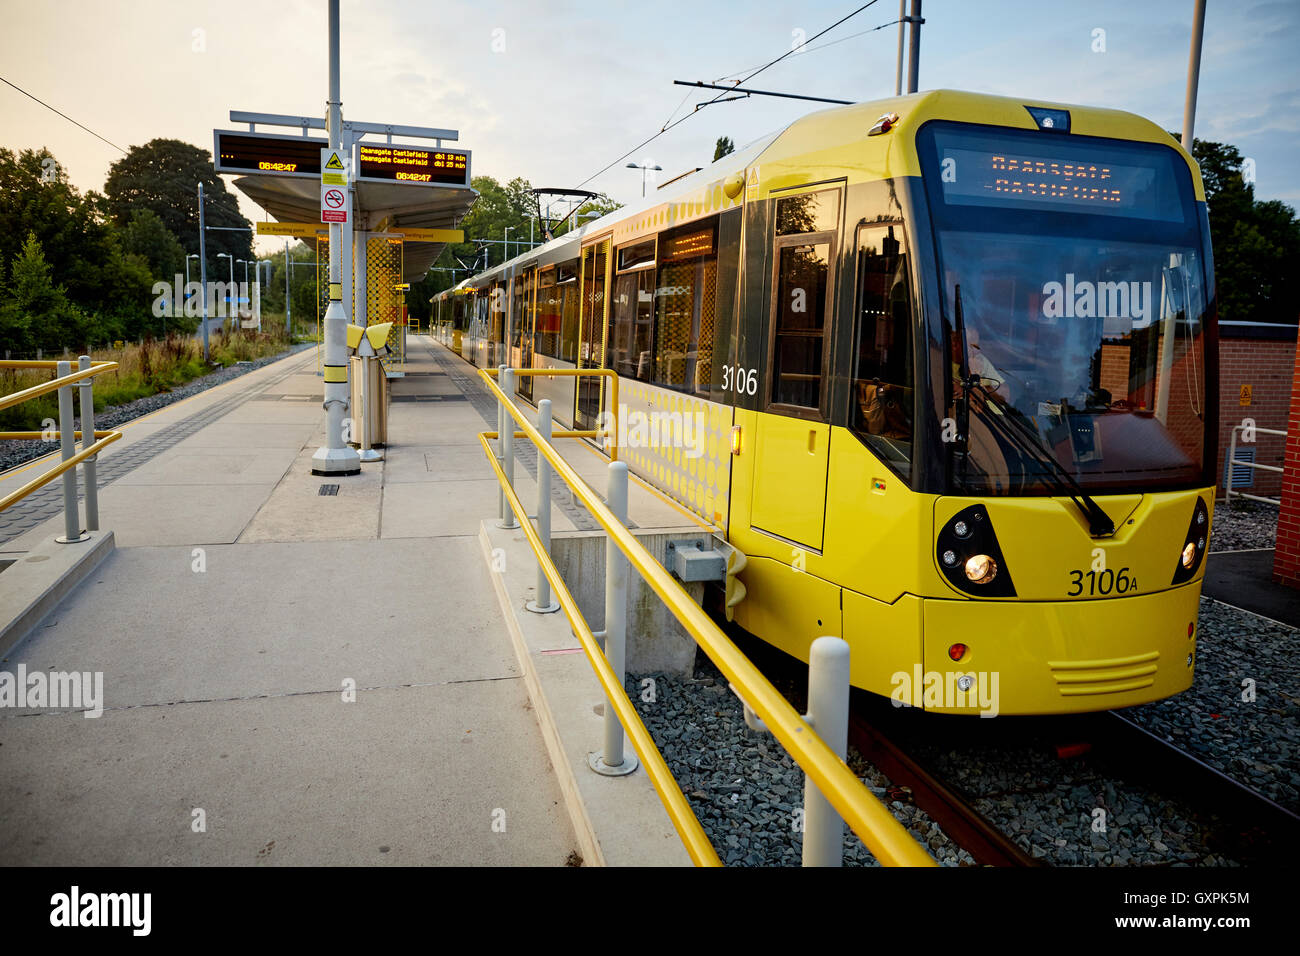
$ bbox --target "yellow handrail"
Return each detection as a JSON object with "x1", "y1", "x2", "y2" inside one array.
[
  {"x1": 478, "y1": 368, "x2": 935, "y2": 867},
  {"x1": 0, "y1": 432, "x2": 121, "y2": 514},
  {"x1": 486, "y1": 367, "x2": 619, "y2": 461},
  {"x1": 479, "y1": 432, "x2": 722, "y2": 866},
  {"x1": 0, "y1": 360, "x2": 121, "y2": 516},
  {"x1": 0, "y1": 360, "x2": 117, "y2": 413}
]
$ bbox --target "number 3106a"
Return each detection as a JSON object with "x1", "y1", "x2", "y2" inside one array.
[{"x1": 1068, "y1": 568, "x2": 1136, "y2": 596}]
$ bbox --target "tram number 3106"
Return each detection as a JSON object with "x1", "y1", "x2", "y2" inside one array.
[
  {"x1": 721, "y1": 365, "x2": 758, "y2": 396},
  {"x1": 1067, "y1": 567, "x2": 1137, "y2": 597}
]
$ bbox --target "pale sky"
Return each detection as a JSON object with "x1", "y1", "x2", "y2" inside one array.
[{"x1": 2, "y1": 0, "x2": 1296, "y2": 257}]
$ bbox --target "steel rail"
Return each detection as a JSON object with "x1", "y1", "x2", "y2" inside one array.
[{"x1": 480, "y1": 368, "x2": 935, "y2": 867}]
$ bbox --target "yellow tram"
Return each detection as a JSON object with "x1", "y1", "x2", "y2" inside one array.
[{"x1": 433, "y1": 90, "x2": 1217, "y2": 715}]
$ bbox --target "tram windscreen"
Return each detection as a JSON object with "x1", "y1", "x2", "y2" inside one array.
[{"x1": 919, "y1": 123, "x2": 1209, "y2": 494}]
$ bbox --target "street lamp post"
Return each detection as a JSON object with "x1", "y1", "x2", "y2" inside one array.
[
  {"x1": 217, "y1": 252, "x2": 234, "y2": 333},
  {"x1": 626, "y1": 162, "x2": 663, "y2": 197},
  {"x1": 504, "y1": 226, "x2": 516, "y2": 262},
  {"x1": 239, "y1": 259, "x2": 250, "y2": 328},
  {"x1": 184, "y1": 253, "x2": 199, "y2": 334}
]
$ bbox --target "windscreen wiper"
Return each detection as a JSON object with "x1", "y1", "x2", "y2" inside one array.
[{"x1": 965, "y1": 382, "x2": 1116, "y2": 538}]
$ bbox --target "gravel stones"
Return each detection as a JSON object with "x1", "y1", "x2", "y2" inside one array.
[{"x1": 627, "y1": 658, "x2": 975, "y2": 867}]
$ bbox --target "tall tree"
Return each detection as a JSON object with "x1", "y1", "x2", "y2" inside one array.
[
  {"x1": 103, "y1": 138, "x2": 252, "y2": 270},
  {"x1": 0, "y1": 232, "x2": 92, "y2": 352},
  {"x1": 121, "y1": 208, "x2": 186, "y2": 281},
  {"x1": 1185, "y1": 135, "x2": 1300, "y2": 324},
  {"x1": 713, "y1": 136, "x2": 735, "y2": 162}
]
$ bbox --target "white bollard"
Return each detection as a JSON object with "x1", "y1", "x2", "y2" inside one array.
[
  {"x1": 589, "y1": 460, "x2": 637, "y2": 776},
  {"x1": 526, "y1": 399, "x2": 560, "y2": 614},
  {"x1": 54, "y1": 361, "x2": 87, "y2": 543},
  {"x1": 77, "y1": 356, "x2": 98, "y2": 532},
  {"x1": 499, "y1": 367, "x2": 517, "y2": 530},
  {"x1": 802, "y1": 636, "x2": 852, "y2": 866}
]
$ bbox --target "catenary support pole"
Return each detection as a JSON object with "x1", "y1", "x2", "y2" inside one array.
[
  {"x1": 1182, "y1": 0, "x2": 1207, "y2": 147},
  {"x1": 198, "y1": 183, "x2": 210, "y2": 363},
  {"x1": 906, "y1": 0, "x2": 923, "y2": 94},
  {"x1": 895, "y1": 0, "x2": 906, "y2": 96},
  {"x1": 311, "y1": 0, "x2": 361, "y2": 477}
]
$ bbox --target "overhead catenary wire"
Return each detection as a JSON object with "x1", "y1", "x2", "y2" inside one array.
[
  {"x1": 576, "y1": 0, "x2": 882, "y2": 190},
  {"x1": 0, "y1": 73, "x2": 258, "y2": 232}
]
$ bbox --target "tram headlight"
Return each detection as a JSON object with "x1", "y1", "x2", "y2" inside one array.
[
  {"x1": 964, "y1": 554, "x2": 997, "y2": 584},
  {"x1": 1172, "y1": 497, "x2": 1210, "y2": 584},
  {"x1": 936, "y1": 506, "x2": 1016, "y2": 597}
]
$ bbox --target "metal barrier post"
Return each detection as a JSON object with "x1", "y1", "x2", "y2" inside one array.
[
  {"x1": 497, "y1": 364, "x2": 507, "y2": 522},
  {"x1": 802, "y1": 637, "x2": 851, "y2": 866},
  {"x1": 1226, "y1": 426, "x2": 1239, "y2": 506},
  {"x1": 76, "y1": 355, "x2": 99, "y2": 531},
  {"x1": 55, "y1": 361, "x2": 87, "y2": 543},
  {"x1": 499, "y1": 367, "x2": 518, "y2": 530},
  {"x1": 526, "y1": 399, "x2": 560, "y2": 614},
  {"x1": 590, "y1": 460, "x2": 637, "y2": 776}
]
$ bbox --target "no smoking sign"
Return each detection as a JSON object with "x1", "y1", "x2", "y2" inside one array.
[{"x1": 321, "y1": 185, "x2": 349, "y2": 223}]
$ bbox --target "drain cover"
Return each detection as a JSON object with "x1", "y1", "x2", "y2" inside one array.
[{"x1": 318, "y1": 484, "x2": 339, "y2": 496}]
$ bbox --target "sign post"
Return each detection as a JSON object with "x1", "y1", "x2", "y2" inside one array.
[{"x1": 310, "y1": 0, "x2": 361, "y2": 477}]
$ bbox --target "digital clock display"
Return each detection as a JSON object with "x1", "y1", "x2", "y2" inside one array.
[
  {"x1": 927, "y1": 125, "x2": 1186, "y2": 223},
  {"x1": 214, "y1": 132, "x2": 326, "y2": 178},
  {"x1": 357, "y1": 145, "x2": 469, "y2": 186}
]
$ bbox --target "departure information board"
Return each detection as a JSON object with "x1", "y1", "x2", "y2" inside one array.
[
  {"x1": 214, "y1": 132, "x2": 326, "y2": 178},
  {"x1": 357, "y1": 145, "x2": 470, "y2": 186},
  {"x1": 214, "y1": 132, "x2": 471, "y2": 188}
]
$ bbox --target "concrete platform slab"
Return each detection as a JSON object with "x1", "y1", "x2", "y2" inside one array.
[
  {"x1": 7, "y1": 538, "x2": 517, "y2": 708},
  {"x1": 0, "y1": 683, "x2": 576, "y2": 866},
  {"x1": 115, "y1": 448, "x2": 298, "y2": 487},
  {"x1": 96, "y1": 483, "x2": 272, "y2": 547}
]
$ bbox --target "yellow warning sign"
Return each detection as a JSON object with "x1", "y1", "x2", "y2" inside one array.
[
  {"x1": 321, "y1": 148, "x2": 349, "y2": 186},
  {"x1": 1240, "y1": 384, "x2": 1253, "y2": 406}
]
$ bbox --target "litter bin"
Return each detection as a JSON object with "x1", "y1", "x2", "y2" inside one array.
[{"x1": 349, "y1": 354, "x2": 388, "y2": 448}]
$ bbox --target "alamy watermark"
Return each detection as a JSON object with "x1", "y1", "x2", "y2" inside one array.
[
  {"x1": 0, "y1": 665, "x2": 103, "y2": 718},
  {"x1": 596, "y1": 404, "x2": 706, "y2": 459},
  {"x1": 890, "y1": 665, "x2": 1000, "y2": 717}
]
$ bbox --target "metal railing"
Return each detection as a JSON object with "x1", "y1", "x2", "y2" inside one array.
[
  {"x1": 0, "y1": 357, "x2": 121, "y2": 540},
  {"x1": 478, "y1": 366, "x2": 935, "y2": 867},
  {"x1": 1225, "y1": 423, "x2": 1286, "y2": 507}
]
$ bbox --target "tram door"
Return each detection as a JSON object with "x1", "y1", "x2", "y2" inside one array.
[
  {"x1": 575, "y1": 239, "x2": 611, "y2": 431},
  {"x1": 516, "y1": 268, "x2": 535, "y2": 400},
  {"x1": 749, "y1": 186, "x2": 841, "y2": 552}
]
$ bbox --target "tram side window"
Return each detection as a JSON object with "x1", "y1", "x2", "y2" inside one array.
[
  {"x1": 610, "y1": 239, "x2": 656, "y2": 381},
  {"x1": 557, "y1": 262, "x2": 580, "y2": 362},
  {"x1": 769, "y1": 190, "x2": 838, "y2": 412},
  {"x1": 852, "y1": 223, "x2": 914, "y2": 477},
  {"x1": 535, "y1": 269, "x2": 562, "y2": 358},
  {"x1": 653, "y1": 223, "x2": 717, "y2": 394}
]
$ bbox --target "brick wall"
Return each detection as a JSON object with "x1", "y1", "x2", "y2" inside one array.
[
  {"x1": 1273, "y1": 338, "x2": 1300, "y2": 587},
  {"x1": 1214, "y1": 336, "x2": 1297, "y2": 497}
]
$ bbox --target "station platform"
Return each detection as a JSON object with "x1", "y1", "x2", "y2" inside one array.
[{"x1": 0, "y1": 336, "x2": 704, "y2": 866}]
